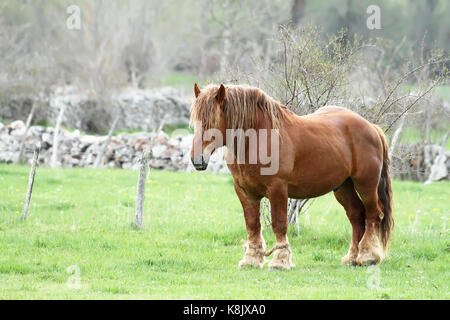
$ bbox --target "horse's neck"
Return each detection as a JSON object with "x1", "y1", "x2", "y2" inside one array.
[{"x1": 227, "y1": 103, "x2": 297, "y2": 132}]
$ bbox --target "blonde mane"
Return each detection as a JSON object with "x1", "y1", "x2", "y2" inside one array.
[{"x1": 190, "y1": 84, "x2": 290, "y2": 131}]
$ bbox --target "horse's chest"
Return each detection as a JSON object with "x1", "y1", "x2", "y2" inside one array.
[{"x1": 231, "y1": 171, "x2": 267, "y2": 197}]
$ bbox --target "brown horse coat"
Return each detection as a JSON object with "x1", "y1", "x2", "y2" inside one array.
[{"x1": 190, "y1": 84, "x2": 393, "y2": 268}]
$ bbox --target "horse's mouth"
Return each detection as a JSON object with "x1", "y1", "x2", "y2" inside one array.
[
  {"x1": 193, "y1": 163, "x2": 208, "y2": 171},
  {"x1": 191, "y1": 155, "x2": 208, "y2": 171}
]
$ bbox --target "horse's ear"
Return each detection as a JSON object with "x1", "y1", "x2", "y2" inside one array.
[
  {"x1": 216, "y1": 84, "x2": 226, "y2": 104},
  {"x1": 194, "y1": 83, "x2": 201, "y2": 98}
]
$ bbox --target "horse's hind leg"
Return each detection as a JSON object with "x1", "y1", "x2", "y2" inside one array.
[
  {"x1": 333, "y1": 179, "x2": 365, "y2": 265},
  {"x1": 267, "y1": 183, "x2": 295, "y2": 270},
  {"x1": 234, "y1": 183, "x2": 266, "y2": 268},
  {"x1": 352, "y1": 176, "x2": 384, "y2": 266}
]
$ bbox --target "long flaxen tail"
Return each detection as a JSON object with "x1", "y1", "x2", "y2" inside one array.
[{"x1": 373, "y1": 125, "x2": 394, "y2": 252}]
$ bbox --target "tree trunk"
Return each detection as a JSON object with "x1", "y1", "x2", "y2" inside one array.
[
  {"x1": 94, "y1": 115, "x2": 120, "y2": 169},
  {"x1": 220, "y1": 0, "x2": 232, "y2": 77},
  {"x1": 21, "y1": 146, "x2": 39, "y2": 221},
  {"x1": 51, "y1": 102, "x2": 66, "y2": 168},
  {"x1": 16, "y1": 102, "x2": 37, "y2": 164},
  {"x1": 291, "y1": 0, "x2": 305, "y2": 26},
  {"x1": 425, "y1": 107, "x2": 431, "y2": 144},
  {"x1": 389, "y1": 112, "x2": 407, "y2": 158},
  {"x1": 264, "y1": 24, "x2": 277, "y2": 72}
]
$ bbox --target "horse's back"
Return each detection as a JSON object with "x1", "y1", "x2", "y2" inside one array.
[
  {"x1": 305, "y1": 106, "x2": 376, "y2": 134},
  {"x1": 313, "y1": 105, "x2": 349, "y2": 114},
  {"x1": 311, "y1": 106, "x2": 363, "y2": 119}
]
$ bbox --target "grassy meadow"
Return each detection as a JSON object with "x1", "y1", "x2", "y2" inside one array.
[{"x1": 0, "y1": 164, "x2": 448, "y2": 299}]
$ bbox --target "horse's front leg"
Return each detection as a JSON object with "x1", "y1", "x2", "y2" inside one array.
[
  {"x1": 234, "y1": 183, "x2": 266, "y2": 268},
  {"x1": 267, "y1": 183, "x2": 295, "y2": 270}
]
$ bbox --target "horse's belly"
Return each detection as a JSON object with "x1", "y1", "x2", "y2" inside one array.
[
  {"x1": 286, "y1": 169, "x2": 349, "y2": 199},
  {"x1": 287, "y1": 184, "x2": 334, "y2": 199}
]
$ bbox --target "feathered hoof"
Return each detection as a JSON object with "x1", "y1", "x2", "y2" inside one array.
[
  {"x1": 238, "y1": 256, "x2": 266, "y2": 269},
  {"x1": 341, "y1": 251, "x2": 358, "y2": 265},
  {"x1": 267, "y1": 246, "x2": 295, "y2": 270},
  {"x1": 355, "y1": 247, "x2": 383, "y2": 266},
  {"x1": 238, "y1": 242, "x2": 266, "y2": 269}
]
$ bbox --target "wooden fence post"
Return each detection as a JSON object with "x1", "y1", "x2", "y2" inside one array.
[
  {"x1": 17, "y1": 101, "x2": 37, "y2": 164},
  {"x1": 94, "y1": 114, "x2": 120, "y2": 169},
  {"x1": 133, "y1": 150, "x2": 151, "y2": 229},
  {"x1": 51, "y1": 101, "x2": 66, "y2": 167},
  {"x1": 21, "y1": 146, "x2": 40, "y2": 221}
]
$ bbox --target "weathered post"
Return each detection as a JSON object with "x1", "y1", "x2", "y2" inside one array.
[
  {"x1": 94, "y1": 115, "x2": 120, "y2": 169},
  {"x1": 133, "y1": 150, "x2": 151, "y2": 229},
  {"x1": 17, "y1": 101, "x2": 37, "y2": 164},
  {"x1": 21, "y1": 146, "x2": 40, "y2": 221},
  {"x1": 51, "y1": 100, "x2": 66, "y2": 167},
  {"x1": 157, "y1": 114, "x2": 168, "y2": 134}
]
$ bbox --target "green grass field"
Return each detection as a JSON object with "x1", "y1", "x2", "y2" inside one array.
[{"x1": 0, "y1": 164, "x2": 448, "y2": 299}]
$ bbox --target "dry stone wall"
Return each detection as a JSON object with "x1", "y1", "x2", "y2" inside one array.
[{"x1": 0, "y1": 120, "x2": 228, "y2": 174}]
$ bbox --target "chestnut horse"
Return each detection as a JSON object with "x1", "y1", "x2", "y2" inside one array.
[{"x1": 190, "y1": 83, "x2": 393, "y2": 269}]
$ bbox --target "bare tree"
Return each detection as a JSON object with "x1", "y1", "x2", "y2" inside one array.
[
  {"x1": 0, "y1": 6, "x2": 59, "y2": 161},
  {"x1": 389, "y1": 112, "x2": 407, "y2": 157},
  {"x1": 202, "y1": 0, "x2": 290, "y2": 77},
  {"x1": 228, "y1": 26, "x2": 362, "y2": 115}
]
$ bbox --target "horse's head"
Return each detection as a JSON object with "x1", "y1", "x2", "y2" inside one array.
[{"x1": 189, "y1": 83, "x2": 227, "y2": 170}]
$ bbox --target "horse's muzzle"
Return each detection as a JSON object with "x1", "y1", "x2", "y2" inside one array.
[{"x1": 191, "y1": 155, "x2": 208, "y2": 171}]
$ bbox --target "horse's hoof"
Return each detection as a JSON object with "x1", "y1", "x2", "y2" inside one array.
[
  {"x1": 341, "y1": 253, "x2": 357, "y2": 265},
  {"x1": 268, "y1": 263, "x2": 289, "y2": 270},
  {"x1": 238, "y1": 254, "x2": 266, "y2": 269},
  {"x1": 356, "y1": 258, "x2": 377, "y2": 266},
  {"x1": 268, "y1": 259, "x2": 294, "y2": 270},
  {"x1": 238, "y1": 260, "x2": 264, "y2": 268},
  {"x1": 355, "y1": 251, "x2": 382, "y2": 266},
  {"x1": 238, "y1": 242, "x2": 266, "y2": 269},
  {"x1": 267, "y1": 244, "x2": 295, "y2": 270}
]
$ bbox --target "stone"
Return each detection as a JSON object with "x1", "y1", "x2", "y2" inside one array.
[
  {"x1": 7, "y1": 120, "x2": 25, "y2": 130},
  {"x1": 0, "y1": 120, "x2": 233, "y2": 174},
  {"x1": 151, "y1": 145, "x2": 168, "y2": 158}
]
